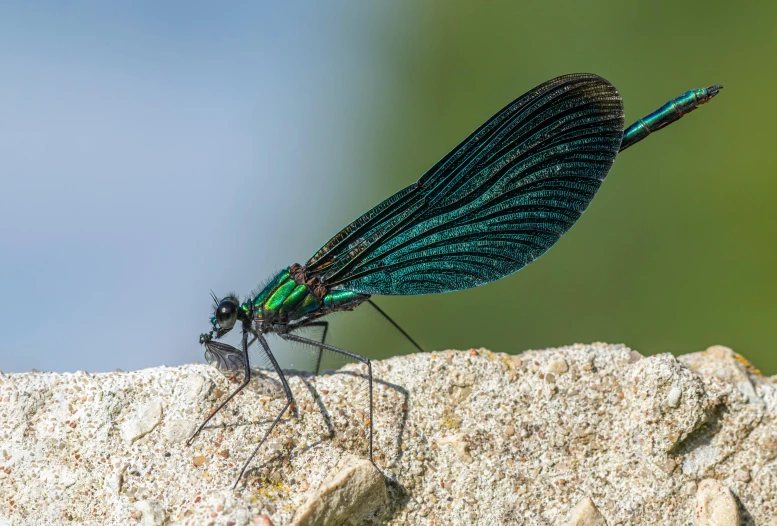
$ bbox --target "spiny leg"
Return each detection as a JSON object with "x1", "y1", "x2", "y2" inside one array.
[
  {"x1": 188, "y1": 330, "x2": 252, "y2": 446},
  {"x1": 367, "y1": 299, "x2": 424, "y2": 353},
  {"x1": 280, "y1": 332, "x2": 375, "y2": 465},
  {"x1": 234, "y1": 333, "x2": 294, "y2": 489},
  {"x1": 291, "y1": 321, "x2": 329, "y2": 374}
]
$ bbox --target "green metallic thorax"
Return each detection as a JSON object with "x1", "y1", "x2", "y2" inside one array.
[{"x1": 251, "y1": 267, "x2": 368, "y2": 327}]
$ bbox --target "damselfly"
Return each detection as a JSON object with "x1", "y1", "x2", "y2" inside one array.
[{"x1": 189, "y1": 74, "x2": 721, "y2": 487}]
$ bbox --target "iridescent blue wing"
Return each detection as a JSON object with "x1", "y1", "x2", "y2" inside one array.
[{"x1": 305, "y1": 74, "x2": 624, "y2": 295}]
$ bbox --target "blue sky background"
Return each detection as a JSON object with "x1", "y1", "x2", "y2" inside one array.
[{"x1": 0, "y1": 3, "x2": 402, "y2": 371}]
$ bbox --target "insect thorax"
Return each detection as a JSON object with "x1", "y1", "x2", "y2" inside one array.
[{"x1": 252, "y1": 266, "x2": 369, "y2": 326}]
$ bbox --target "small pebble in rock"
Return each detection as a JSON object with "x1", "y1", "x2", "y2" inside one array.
[
  {"x1": 120, "y1": 400, "x2": 163, "y2": 445},
  {"x1": 185, "y1": 374, "x2": 207, "y2": 401},
  {"x1": 291, "y1": 458, "x2": 386, "y2": 525},
  {"x1": 218, "y1": 449, "x2": 230, "y2": 459},
  {"x1": 563, "y1": 496, "x2": 606, "y2": 526},
  {"x1": 438, "y1": 434, "x2": 473, "y2": 463},
  {"x1": 694, "y1": 479, "x2": 739, "y2": 526},
  {"x1": 253, "y1": 514, "x2": 274, "y2": 526},
  {"x1": 629, "y1": 350, "x2": 643, "y2": 363},
  {"x1": 504, "y1": 425, "x2": 515, "y2": 436},
  {"x1": 469, "y1": 349, "x2": 478, "y2": 356},
  {"x1": 735, "y1": 468, "x2": 751, "y2": 482},
  {"x1": 193, "y1": 455, "x2": 206, "y2": 467},
  {"x1": 666, "y1": 386, "x2": 682, "y2": 408},
  {"x1": 546, "y1": 358, "x2": 569, "y2": 375}
]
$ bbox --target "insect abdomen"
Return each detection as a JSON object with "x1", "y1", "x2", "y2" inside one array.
[{"x1": 323, "y1": 290, "x2": 369, "y2": 311}]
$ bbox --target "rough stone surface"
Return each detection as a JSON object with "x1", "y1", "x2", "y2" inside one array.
[{"x1": 1, "y1": 343, "x2": 777, "y2": 525}]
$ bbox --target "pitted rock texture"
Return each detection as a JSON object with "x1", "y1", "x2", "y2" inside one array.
[{"x1": 1, "y1": 343, "x2": 776, "y2": 525}]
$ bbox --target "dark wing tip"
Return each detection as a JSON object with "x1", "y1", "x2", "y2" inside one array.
[{"x1": 551, "y1": 73, "x2": 624, "y2": 120}]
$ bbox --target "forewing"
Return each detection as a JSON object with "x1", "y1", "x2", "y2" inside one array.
[{"x1": 305, "y1": 74, "x2": 624, "y2": 295}]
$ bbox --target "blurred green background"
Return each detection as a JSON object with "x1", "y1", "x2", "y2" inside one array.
[{"x1": 312, "y1": 2, "x2": 777, "y2": 374}]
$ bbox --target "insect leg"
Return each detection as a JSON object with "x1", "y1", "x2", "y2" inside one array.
[
  {"x1": 233, "y1": 333, "x2": 294, "y2": 489},
  {"x1": 308, "y1": 321, "x2": 330, "y2": 344},
  {"x1": 367, "y1": 299, "x2": 423, "y2": 353},
  {"x1": 279, "y1": 332, "x2": 375, "y2": 466},
  {"x1": 290, "y1": 321, "x2": 329, "y2": 374},
  {"x1": 188, "y1": 330, "x2": 252, "y2": 446}
]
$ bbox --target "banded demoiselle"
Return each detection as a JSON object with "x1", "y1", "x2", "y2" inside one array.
[{"x1": 189, "y1": 73, "x2": 722, "y2": 487}]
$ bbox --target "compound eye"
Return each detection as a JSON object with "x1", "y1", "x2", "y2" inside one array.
[{"x1": 215, "y1": 299, "x2": 238, "y2": 330}]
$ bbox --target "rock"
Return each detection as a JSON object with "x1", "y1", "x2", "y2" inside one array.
[
  {"x1": 290, "y1": 457, "x2": 386, "y2": 525},
  {"x1": 438, "y1": 433, "x2": 473, "y2": 463},
  {"x1": 105, "y1": 464, "x2": 127, "y2": 495},
  {"x1": 120, "y1": 399, "x2": 163, "y2": 445},
  {"x1": 680, "y1": 345, "x2": 763, "y2": 405},
  {"x1": 624, "y1": 353, "x2": 715, "y2": 459},
  {"x1": 546, "y1": 357, "x2": 569, "y2": 375},
  {"x1": 1, "y1": 344, "x2": 777, "y2": 525},
  {"x1": 563, "y1": 496, "x2": 607, "y2": 526},
  {"x1": 667, "y1": 385, "x2": 683, "y2": 408},
  {"x1": 693, "y1": 479, "x2": 739, "y2": 526},
  {"x1": 676, "y1": 348, "x2": 766, "y2": 480},
  {"x1": 628, "y1": 350, "x2": 644, "y2": 363},
  {"x1": 185, "y1": 373, "x2": 208, "y2": 402}
]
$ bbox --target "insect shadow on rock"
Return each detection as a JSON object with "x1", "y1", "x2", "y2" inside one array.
[
  {"x1": 187, "y1": 73, "x2": 722, "y2": 488},
  {"x1": 231, "y1": 370, "x2": 411, "y2": 489}
]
